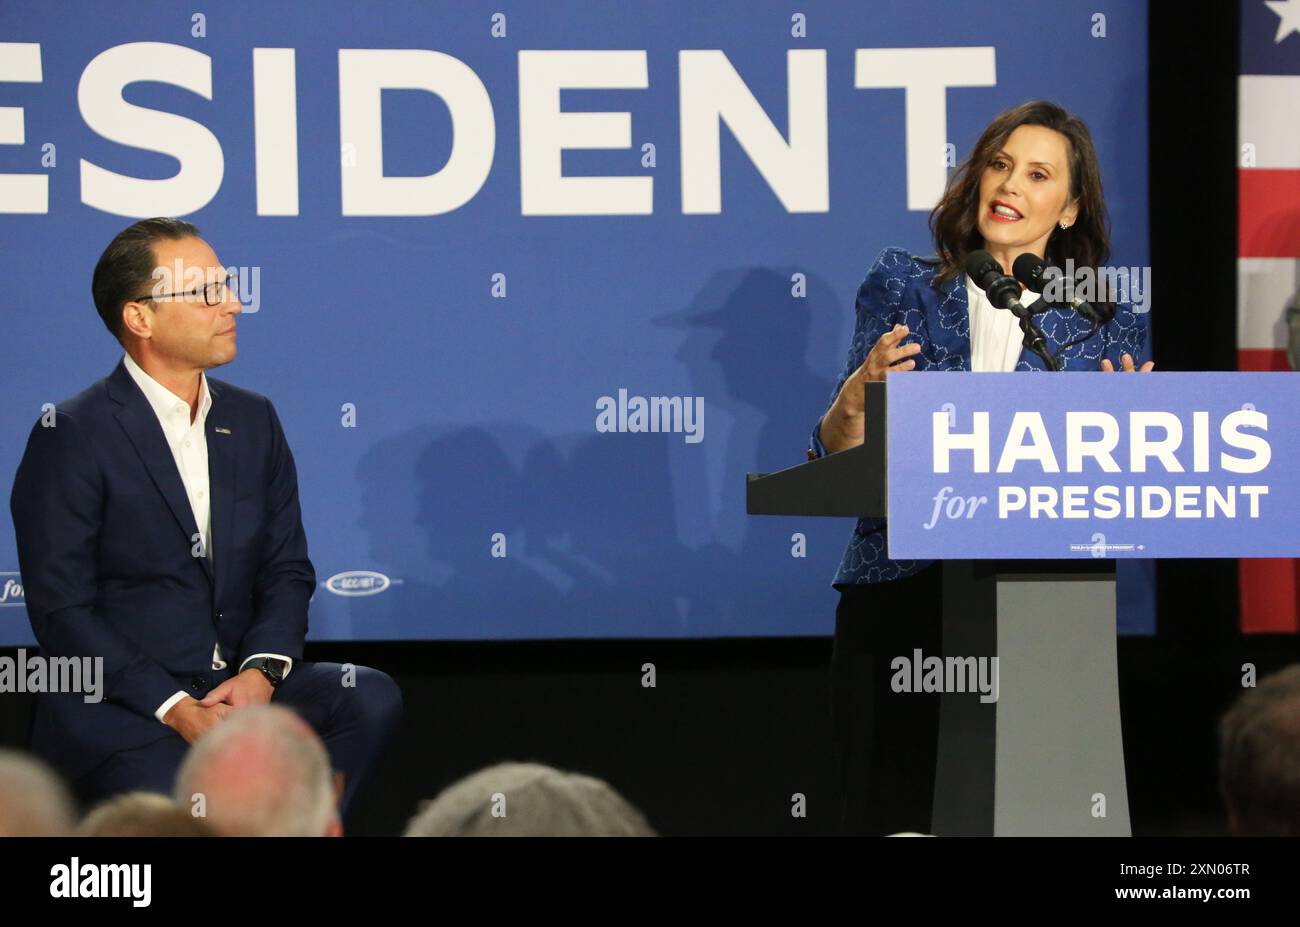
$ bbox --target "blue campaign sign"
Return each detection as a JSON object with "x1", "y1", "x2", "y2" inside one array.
[
  {"x1": 0, "y1": 1, "x2": 1152, "y2": 641},
  {"x1": 886, "y1": 373, "x2": 1300, "y2": 560}
]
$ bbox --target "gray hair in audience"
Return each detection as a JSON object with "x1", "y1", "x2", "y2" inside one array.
[
  {"x1": 0, "y1": 750, "x2": 76, "y2": 836},
  {"x1": 1218, "y1": 664, "x2": 1300, "y2": 836},
  {"x1": 174, "y1": 705, "x2": 338, "y2": 836},
  {"x1": 79, "y1": 791, "x2": 216, "y2": 837},
  {"x1": 404, "y1": 762, "x2": 655, "y2": 837}
]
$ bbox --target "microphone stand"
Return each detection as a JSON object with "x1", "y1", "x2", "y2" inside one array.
[
  {"x1": 980, "y1": 270, "x2": 1064, "y2": 371},
  {"x1": 1009, "y1": 301, "x2": 1061, "y2": 371}
]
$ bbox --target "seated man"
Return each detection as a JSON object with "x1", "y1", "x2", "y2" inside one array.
[{"x1": 10, "y1": 218, "x2": 402, "y2": 815}]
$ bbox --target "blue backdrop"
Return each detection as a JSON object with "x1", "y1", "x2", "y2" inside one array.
[{"x1": 0, "y1": 1, "x2": 1152, "y2": 641}]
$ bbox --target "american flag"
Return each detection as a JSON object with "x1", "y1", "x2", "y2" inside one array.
[{"x1": 1238, "y1": 0, "x2": 1300, "y2": 631}]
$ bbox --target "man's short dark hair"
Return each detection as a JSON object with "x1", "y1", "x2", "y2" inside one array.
[
  {"x1": 91, "y1": 217, "x2": 200, "y2": 343},
  {"x1": 1218, "y1": 664, "x2": 1300, "y2": 836}
]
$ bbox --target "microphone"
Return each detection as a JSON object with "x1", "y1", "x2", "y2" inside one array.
[
  {"x1": 1012, "y1": 253, "x2": 1114, "y2": 326},
  {"x1": 965, "y1": 249, "x2": 1060, "y2": 371},
  {"x1": 1011, "y1": 252, "x2": 1050, "y2": 293},
  {"x1": 964, "y1": 250, "x2": 1022, "y2": 314}
]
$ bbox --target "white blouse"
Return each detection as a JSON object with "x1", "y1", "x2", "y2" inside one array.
[{"x1": 963, "y1": 273, "x2": 1041, "y2": 372}]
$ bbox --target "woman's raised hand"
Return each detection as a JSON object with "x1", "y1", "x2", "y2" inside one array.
[
  {"x1": 855, "y1": 324, "x2": 921, "y2": 388},
  {"x1": 1100, "y1": 353, "x2": 1155, "y2": 372},
  {"x1": 867, "y1": 324, "x2": 921, "y2": 382},
  {"x1": 819, "y1": 324, "x2": 921, "y2": 454},
  {"x1": 838, "y1": 323, "x2": 922, "y2": 412}
]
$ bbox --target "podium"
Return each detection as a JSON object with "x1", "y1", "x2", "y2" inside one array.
[
  {"x1": 750, "y1": 371, "x2": 1300, "y2": 834},
  {"x1": 748, "y1": 380, "x2": 1129, "y2": 835}
]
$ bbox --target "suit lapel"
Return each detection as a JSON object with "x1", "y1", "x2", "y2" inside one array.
[
  {"x1": 206, "y1": 379, "x2": 236, "y2": 604},
  {"x1": 107, "y1": 360, "x2": 214, "y2": 586}
]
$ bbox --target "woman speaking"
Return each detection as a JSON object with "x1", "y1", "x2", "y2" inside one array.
[{"x1": 809, "y1": 100, "x2": 1154, "y2": 835}]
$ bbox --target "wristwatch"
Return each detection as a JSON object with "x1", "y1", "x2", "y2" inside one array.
[{"x1": 244, "y1": 657, "x2": 288, "y2": 688}]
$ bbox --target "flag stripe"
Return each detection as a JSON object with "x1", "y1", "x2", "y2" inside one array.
[
  {"x1": 1241, "y1": 559, "x2": 1300, "y2": 633},
  {"x1": 1237, "y1": 347, "x2": 1291, "y2": 370},
  {"x1": 1238, "y1": 6, "x2": 1300, "y2": 635},
  {"x1": 1239, "y1": 169, "x2": 1300, "y2": 257},
  {"x1": 1237, "y1": 256, "x2": 1299, "y2": 349},
  {"x1": 1239, "y1": 76, "x2": 1300, "y2": 168}
]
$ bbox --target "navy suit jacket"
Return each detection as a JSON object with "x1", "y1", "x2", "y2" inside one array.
[
  {"x1": 10, "y1": 358, "x2": 315, "y2": 780},
  {"x1": 810, "y1": 247, "x2": 1150, "y2": 587}
]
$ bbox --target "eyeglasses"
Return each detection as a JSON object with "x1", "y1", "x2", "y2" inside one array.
[{"x1": 136, "y1": 271, "x2": 239, "y2": 307}]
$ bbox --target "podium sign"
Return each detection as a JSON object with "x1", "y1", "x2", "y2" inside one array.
[{"x1": 886, "y1": 372, "x2": 1300, "y2": 560}]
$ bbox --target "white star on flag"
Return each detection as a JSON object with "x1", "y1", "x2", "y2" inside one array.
[{"x1": 1265, "y1": 0, "x2": 1300, "y2": 42}]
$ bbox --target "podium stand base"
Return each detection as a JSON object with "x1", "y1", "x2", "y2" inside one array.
[{"x1": 931, "y1": 559, "x2": 1131, "y2": 836}]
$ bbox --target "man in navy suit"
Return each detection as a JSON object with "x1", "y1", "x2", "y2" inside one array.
[{"x1": 10, "y1": 218, "x2": 402, "y2": 817}]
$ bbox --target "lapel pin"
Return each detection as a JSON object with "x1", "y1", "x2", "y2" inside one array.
[{"x1": 215, "y1": 426, "x2": 232, "y2": 435}]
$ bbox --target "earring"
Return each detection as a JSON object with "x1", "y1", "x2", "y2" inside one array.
[{"x1": 1059, "y1": 222, "x2": 1070, "y2": 230}]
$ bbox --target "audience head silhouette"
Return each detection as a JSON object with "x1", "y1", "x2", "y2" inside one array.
[
  {"x1": 174, "y1": 705, "x2": 341, "y2": 837},
  {"x1": 404, "y1": 762, "x2": 654, "y2": 837}
]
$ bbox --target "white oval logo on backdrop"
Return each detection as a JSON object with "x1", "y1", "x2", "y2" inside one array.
[{"x1": 324, "y1": 570, "x2": 391, "y2": 597}]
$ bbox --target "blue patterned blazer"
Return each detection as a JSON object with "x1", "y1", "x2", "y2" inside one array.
[{"x1": 809, "y1": 246, "x2": 1150, "y2": 587}]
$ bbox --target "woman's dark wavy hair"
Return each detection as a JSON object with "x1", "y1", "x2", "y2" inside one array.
[{"x1": 928, "y1": 100, "x2": 1109, "y2": 289}]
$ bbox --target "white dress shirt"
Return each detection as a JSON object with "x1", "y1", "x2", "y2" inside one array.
[
  {"x1": 963, "y1": 273, "x2": 1041, "y2": 373},
  {"x1": 121, "y1": 353, "x2": 292, "y2": 723}
]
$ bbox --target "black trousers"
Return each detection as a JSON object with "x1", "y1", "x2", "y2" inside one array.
[
  {"x1": 72, "y1": 662, "x2": 402, "y2": 819},
  {"x1": 831, "y1": 562, "x2": 944, "y2": 835}
]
